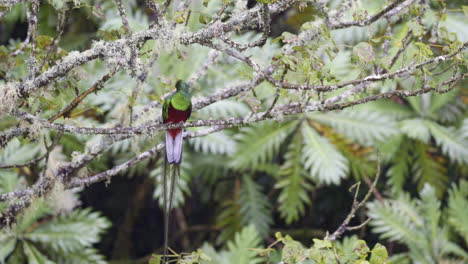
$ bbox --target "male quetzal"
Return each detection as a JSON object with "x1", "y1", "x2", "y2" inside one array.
[{"x1": 161, "y1": 80, "x2": 191, "y2": 261}]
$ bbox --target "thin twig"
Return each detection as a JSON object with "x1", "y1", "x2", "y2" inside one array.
[
  {"x1": 326, "y1": 152, "x2": 382, "y2": 241},
  {"x1": 47, "y1": 69, "x2": 117, "y2": 122}
]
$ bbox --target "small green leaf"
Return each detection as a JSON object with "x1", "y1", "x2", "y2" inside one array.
[
  {"x1": 415, "y1": 42, "x2": 433, "y2": 58},
  {"x1": 149, "y1": 254, "x2": 161, "y2": 264},
  {"x1": 312, "y1": 239, "x2": 332, "y2": 249},
  {"x1": 282, "y1": 240, "x2": 305, "y2": 263},
  {"x1": 199, "y1": 13, "x2": 212, "y2": 24},
  {"x1": 174, "y1": 10, "x2": 189, "y2": 24},
  {"x1": 369, "y1": 243, "x2": 388, "y2": 264},
  {"x1": 353, "y1": 240, "x2": 370, "y2": 259}
]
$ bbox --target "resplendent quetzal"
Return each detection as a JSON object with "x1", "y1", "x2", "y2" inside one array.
[{"x1": 161, "y1": 80, "x2": 191, "y2": 261}]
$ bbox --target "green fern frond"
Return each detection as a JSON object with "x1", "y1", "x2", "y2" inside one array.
[
  {"x1": 309, "y1": 109, "x2": 398, "y2": 146},
  {"x1": 435, "y1": 98, "x2": 466, "y2": 123},
  {"x1": 386, "y1": 138, "x2": 412, "y2": 194},
  {"x1": 302, "y1": 124, "x2": 348, "y2": 184},
  {"x1": 0, "y1": 138, "x2": 42, "y2": 166},
  {"x1": 225, "y1": 225, "x2": 264, "y2": 264},
  {"x1": 196, "y1": 100, "x2": 249, "y2": 119},
  {"x1": 0, "y1": 171, "x2": 23, "y2": 194},
  {"x1": 200, "y1": 225, "x2": 264, "y2": 264},
  {"x1": 425, "y1": 121, "x2": 468, "y2": 164},
  {"x1": 25, "y1": 208, "x2": 110, "y2": 254},
  {"x1": 199, "y1": 243, "x2": 229, "y2": 264},
  {"x1": 229, "y1": 121, "x2": 296, "y2": 170},
  {"x1": 328, "y1": 129, "x2": 376, "y2": 181},
  {"x1": 399, "y1": 118, "x2": 431, "y2": 143},
  {"x1": 447, "y1": 180, "x2": 468, "y2": 244},
  {"x1": 22, "y1": 241, "x2": 54, "y2": 264},
  {"x1": 277, "y1": 131, "x2": 312, "y2": 224},
  {"x1": 16, "y1": 200, "x2": 50, "y2": 233},
  {"x1": 369, "y1": 184, "x2": 468, "y2": 262},
  {"x1": 0, "y1": 237, "x2": 16, "y2": 263},
  {"x1": 55, "y1": 248, "x2": 107, "y2": 264},
  {"x1": 351, "y1": 100, "x2": 414, "y2": 120},
  {"x1": 412, "y1": 142, "x2": 448, "y2": 196},
  {"x1": 216, "y1": 198, "x2": 242, "y2": 245},
  {"x1": 367, "y1": 194, "x2": 423, "y2": 243},
  {"x1": 191, "y1": 154, "x2": 230, "y2": 186},
  {"x1": 461, "y1": 119, "x2": 468, "y2": 139},
  {"x1": 190, "y1": 131, "x2": 237, "y2": 155},
  {"x1": 418, "y1": 185, "x2": 442, "y2": 242},
  {"x1": 239, "y1": 176, "x2": 272, "y2": 238},
  {"x1": 428, "y1": 88, "x2": 459, "y2": 115}
]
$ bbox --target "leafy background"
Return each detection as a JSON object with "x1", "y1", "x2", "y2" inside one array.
[{"x1": 0, "y1": 0, "x2": 467, "y2": 263}]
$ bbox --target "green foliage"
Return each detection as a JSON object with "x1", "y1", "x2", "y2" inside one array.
[
  {"x1": 0, "y1": 174, "x2": 109, "y2": 263},
  {"x1": 426, "y1": 121, "x2": 468, "y2": 164},
  {"x1": 239, "y1": 176, "x2": 272, "y2": 238},
  {"x1": 277, "y1": 131, "x2": 312, "y2": 224},
  {"x1": 447, "y1": 180, "x2": 468, "y2": 245},
  {"x1": 229, "y1": 121, "x2": 295, "y2": 169},
  {"x1": 309, "y1": 109, "x2": 398, "y2": 147},
  {"x1": 199, "y1": 225, "x2": 264, "y2": 264},
  {"x1": 368, "y1": 184, "x2": 468, "y2": 263},
  {"x1": 275, "y1": 233, "x2": 388, "y2": 264},
  {"x1": 0, "y1": 0, "x2": 467, "y2": 262},
  {"x1": 302, "y1": 124, "x2": 348, "y2": 184}
]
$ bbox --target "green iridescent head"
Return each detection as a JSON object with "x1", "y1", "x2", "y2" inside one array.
[{"x1": 176, "y1": 80, "x2": 190, "y2": 94}]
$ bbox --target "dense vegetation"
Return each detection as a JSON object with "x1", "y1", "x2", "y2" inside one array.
[{"x1": 0, "y1": 0, "x2": 467, "y2": 263}]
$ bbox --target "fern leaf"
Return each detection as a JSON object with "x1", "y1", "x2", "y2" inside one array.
[
  {"x1": 0, "y1": 171, "x2": 22, "y2": 194},
  {"x1": 216, "y1": 200, "x2": 241, "y2": 245},
  {"x1": 386, "y1": 138, "x2": 412, "y2": 194},
  {"x1": 190, "y1": 131, "x2": 237, "y2": 155},
  {"x1": 428, "y1": 88, "x2": 459, "y2": 115},
  {"x1": 0, "y1": 237, "x2": 16, "y2": 263},
  {"x1": 276, "y1": 131, "x2": 312, "y2": 224},
  {"x1": 435, "y1": 98, "x2": 466, "y2": 123},
  {"x1": 425, "y1": 121, "x2": 468, "y2": 164},
  {"x1": 309, "y1": 109, "x2": 398, "y2": 146},
  {"x1": 302, "y1": 124, "x2": 348, "y2": 184},
  {"x1": 22, "y1": 241, "x2": 54, "y2": 264},
  {"x1": 16, "y1": 200, "x2": 50, "y2": 233},
  {"x1": 461, "y1": 119, "x2": 468, "y2": 139},
  {"x1": 418, "y1": 185, "x2": 441, "y2": 242},
  {"x1": 55, "y1": 248, "x2": 107, "y2": 264},
  {"x1": 399, "y1": 118, "x2": 431, "y2": 143},
  {"x1": 447, "y1": 180, "x2": 468, "y2": 244},
  {"x1": 351, "y1": 100, "x2": 414, "y2": 120},
  {"x1": 0, "y1": 138, "x2": 41, "y2": 166},
  {"x1": 196, "y1": 100, "x2": 249, "y2": 119},
  {"x1": 25, "y1": 208, "x2": 110, "y2": 253},
  {"x1": 199, "y1": 243, "x2": 230, "y2": 264},
  {"x1": 411, "y1": 142, "x2": 448, "y2": 196},
  {"x1": 367, "y1": 195, "x2": 424, "y2": 243},
  {"x1": 191, "y1": 154, "x2": 230, "y2": 186},
  {"x1": 226, "y1": 225, "x2": 264, "y2": 264},
  {"x1": 230, "y1": 121, "x2": 296, "y2": 169},
  {"x1": 239, "y1": 176, "x2": 272, "y2": 238}
]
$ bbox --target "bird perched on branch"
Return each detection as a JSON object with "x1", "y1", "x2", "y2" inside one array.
[{"x1": 161, "y1": 80, "x2": 192, "y2": 262}]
